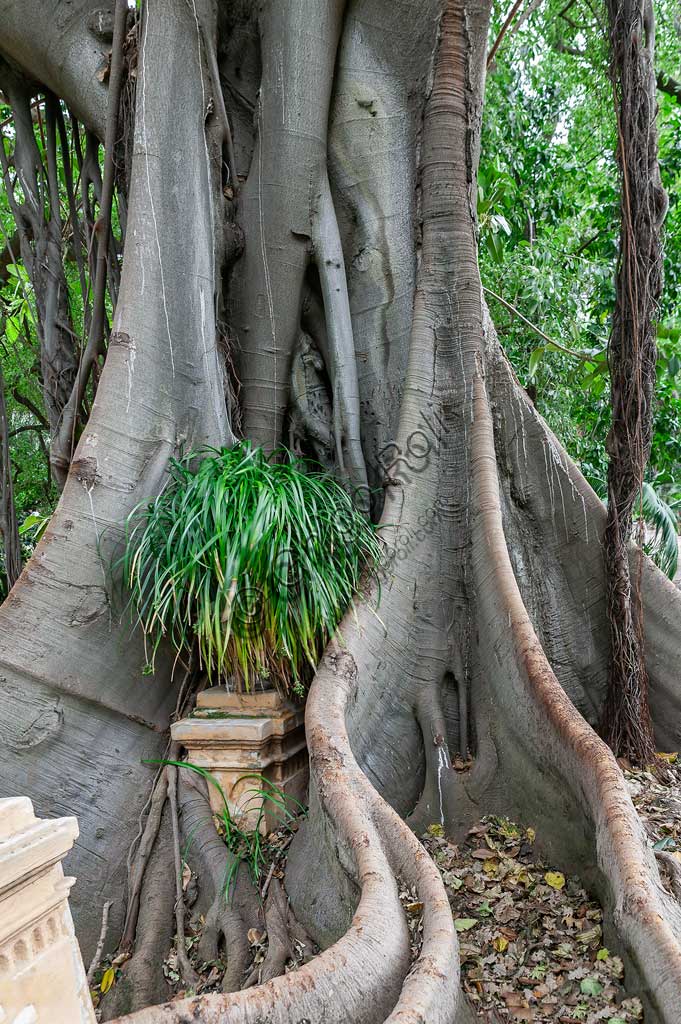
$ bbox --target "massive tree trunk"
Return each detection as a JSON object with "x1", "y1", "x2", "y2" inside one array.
[
  {"x1": 2, "y1": 0, "x2": 681, "y2": 1022},
  {"x1": 0, "y1": 0, "x2": 231, "y2": 953}
]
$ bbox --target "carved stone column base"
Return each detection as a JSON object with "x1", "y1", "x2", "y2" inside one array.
[
  {"x1": 0, "y1": 797, "x2": 96, "y2": 1024},
  {"x1": 171, "y1": 687, "x2": 308, "y2": 832}
]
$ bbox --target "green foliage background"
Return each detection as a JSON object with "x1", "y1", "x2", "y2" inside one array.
[{"x1": 481, "y1": 0, "x2": 681, "y2": 507}]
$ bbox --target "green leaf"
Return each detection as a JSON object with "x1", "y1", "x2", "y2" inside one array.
[
  {"x1": 641, "y1": 483, "x2": 678, "y2": 579},
  {"x1": 580, "y1": 977, "x2": 603, "y2": 996},
  {"x1": 120, "y1": 441, "x2": 383, "y2": 697},
  {"x1": 528, "y1": 347, "x2": 545, "y2": 381},
  {"x1": 454, "y1": 918, "x2": 478, "y2": 931},
  {"x1": 18, "y1": 513, "x2": 50, "y2": 541},
  {"x1": 596, "y1": 947, "x2": 609, "y2": 960},
  {"x1": 653, "y1": 836, "x2": 677, "y2": 850},
  {"x1": 100, "y1": 967, "x2": 116, "y2": 993}
]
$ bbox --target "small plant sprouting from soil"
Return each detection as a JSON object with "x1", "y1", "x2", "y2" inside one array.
[{"x1": 153, "y1": 759, "x2": 306, "y2": 899}]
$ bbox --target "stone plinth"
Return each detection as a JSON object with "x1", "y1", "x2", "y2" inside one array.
[
  {"x1": 0, "y1": 797, "x2": 96, "y2": 1024},
  {"x1": 171, "y1": 688, "x2": 308, "y2": 832}
]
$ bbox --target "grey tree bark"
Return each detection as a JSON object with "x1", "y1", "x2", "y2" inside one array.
[
  {"x1": 0, "y1": 0, "x2": 231, "y2": 954},
  {"x1": 1, "y1": 0, "x2": 681, "y2": 1022}
]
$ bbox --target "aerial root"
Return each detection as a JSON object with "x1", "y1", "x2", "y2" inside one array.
[
  {"x1": 168, "y1": 764, "x2": 200, "y2": 988},
  {"x1": 177, "y1": 771, "x2": 260, "y2": 994},
  {"x1": 120, "y1": 767, "x2": 169, "y2": 954},
  {"x1": 242, "y1": 878, "x2": 293, "y2": 988}
]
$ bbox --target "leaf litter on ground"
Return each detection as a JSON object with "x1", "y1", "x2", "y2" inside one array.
[
  {"x1": 401, "y1": 816, "x2": 644, "y2": 1024},
  {"x1": 123, "y1": 760, "x2": 681, "y2": 1020},
  {"x1": 622, "y1": 754, "x2": 681, "y2": 901}
]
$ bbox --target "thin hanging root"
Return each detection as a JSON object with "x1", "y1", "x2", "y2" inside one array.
[
  {"x1": 168, "y1": 764, "x2": 200, "y2": 988},
  {"x1": 310, "y1": 172, "x2": 368, "y2": 506},
  {"x1": 470, "y1": 368, "x2": 681, "y2": 1020},
  {"x1": 87, "y1": 900, "x2": 113, "y2": 985},
  {"x1": 118, "y1": 662, "x2": 198, "y2": 957},
  {"x1": 119, "y1": 769, "x2": 169, "y2": 954},
  {"x1": 51, "y1": 0, "x2": 128, "y2": 483}
]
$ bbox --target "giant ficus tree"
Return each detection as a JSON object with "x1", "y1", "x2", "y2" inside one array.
[{"x1": 1, "y1": 1, "x2": 681, "y2": 1022}]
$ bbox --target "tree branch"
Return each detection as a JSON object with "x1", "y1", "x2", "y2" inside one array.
[
  {"x1": 0, "y1": 363, "x2": 22, "y2": 590},
  {"x1": 487, "y1": 0, "x2": 526, "y2": 68},
  {"x1": 11, "y1": 388, "x2": 48, "y2": 428},
  {"x1": 9, "y1": 423, "x2": 46, "y2": 439},
  {"x1": 51, "y1": 0, "x2": 128, "y2": 485},
  {"x1": 657, "y1": 70, "x2": 681, "y2": 103},
  {"x1": 482, "y1": 284, "x2": 594, "y2": 361}
]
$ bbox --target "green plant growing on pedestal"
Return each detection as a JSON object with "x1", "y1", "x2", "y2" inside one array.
[
  {"x1": 122, "y1": 441, "x2": 382, "y2": 696},
  {"x1": 148, "y1": 758, "x2": 306, "y2": 897}
]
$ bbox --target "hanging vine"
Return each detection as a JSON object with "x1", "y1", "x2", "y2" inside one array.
[
  {"x1": 0, "y1": 0, "x2": 137, "y2": 492},
  {"x1": 600, "y1": 0, "x2": 668, "y2": 763}
]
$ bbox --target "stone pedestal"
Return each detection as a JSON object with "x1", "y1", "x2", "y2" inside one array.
[
  {"x1": 171, "y1": 688, "x2": 308, "y2": 832},
  {"x1": 0, "y1": 797, "x2": 96, "y2": 1024}
]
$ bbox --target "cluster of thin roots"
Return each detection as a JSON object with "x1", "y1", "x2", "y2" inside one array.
[{"x1": 601, "y1": 0, "x2": 666, "y2": 765}]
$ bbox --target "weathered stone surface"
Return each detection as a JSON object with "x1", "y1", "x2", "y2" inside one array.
[
  {"x1": 0, "y1": 797, "x2": 96, "y2": 1024},
  {"x1": 171, "y1": 688, "x2": 309, "y2": 831}
]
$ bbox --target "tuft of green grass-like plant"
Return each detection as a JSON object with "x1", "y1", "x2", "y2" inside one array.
[
  {"x1": 148, "y1": 759, "x2": 306, "y2": 898},
  {"x1": 123, "y1": 442, "x2": 382, "y2": 695}
]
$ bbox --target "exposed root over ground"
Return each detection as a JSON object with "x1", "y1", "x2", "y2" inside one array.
[
  {"x1": 160, "y1": 816, "x2": 316, "y2": 999},
  {"x1": 624, "y1": 759, "x2": 681, "y2": 902}
]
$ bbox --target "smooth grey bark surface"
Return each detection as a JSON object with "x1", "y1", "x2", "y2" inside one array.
[
  {"x1": 100, "y1": 811, "x2": 175, "y2": 1019},
  {"x1": 0, "y1": 0, "x2": 108, "y2": 137},
  {"x1": 328, "y1": 0, "x2": 443, "y2": 499},
  {"x1": 0, "y1": 0, "x2": 231, "y2": 955},
  {"x1": 283, "y1": 1, "x2": 681, "y2": 1019},
  {"x1": 229, "y1": 0, "x2": 346, "y2": 450}
]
